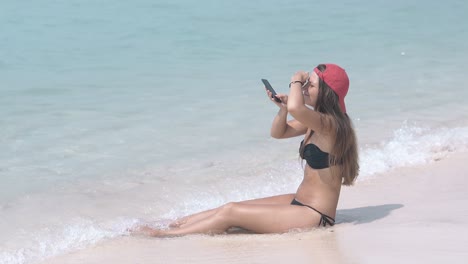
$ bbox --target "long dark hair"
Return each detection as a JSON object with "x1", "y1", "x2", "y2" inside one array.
[{"x1": 299, "y1": 64, "x2": 359, "y2": 185}]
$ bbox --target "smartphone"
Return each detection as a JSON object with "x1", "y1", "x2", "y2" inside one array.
[{"x1": 261, "y1": 79, "x2": 282, "y2": 103}]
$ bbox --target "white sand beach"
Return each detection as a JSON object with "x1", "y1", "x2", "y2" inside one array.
[{"x1": 41, "y1": 152, "x2": 468, "y2": 264}]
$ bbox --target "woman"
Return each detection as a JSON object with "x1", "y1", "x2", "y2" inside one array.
[{"x1": 134, "y1": 63, "x2": 359, "y2": 236}]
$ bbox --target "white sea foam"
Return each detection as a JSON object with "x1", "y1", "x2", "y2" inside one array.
[
  {"x1": 359, "y1": 124, "x2": 468, "y2": 179},
  {"x1": 0, "y1": 218, "x2": 138, "y2": 264}
]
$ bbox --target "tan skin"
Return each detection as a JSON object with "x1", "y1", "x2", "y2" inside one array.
[{"x1": 132, "y1": 71, "x2": 342, "y2": 236}]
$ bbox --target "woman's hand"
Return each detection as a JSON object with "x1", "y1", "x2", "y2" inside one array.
[
  {"x1": 291, "y1": 71, "x2": 309, "y2": 84},
  {"x1": 266, "y1": 89, "x2": 288, "y2": 109}
]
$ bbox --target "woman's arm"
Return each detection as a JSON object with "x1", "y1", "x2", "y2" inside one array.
[
  {"x1": 270, "y1": 108, "x2": 307, "y2": 139},
  {"x1": 266, "y1": 90, "x2": 307, "y2": 139},
  {"x1": 287, "y1": 72, "x2": 326, "y2": 133}
]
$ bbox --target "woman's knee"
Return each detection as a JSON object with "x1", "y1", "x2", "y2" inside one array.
[{"x1": 215, "y1": 202, "x2": 238, "y2": 218}]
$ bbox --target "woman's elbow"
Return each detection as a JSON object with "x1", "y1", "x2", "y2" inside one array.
[
  {"x1": 270, "y1": 129, "x2": 283, "y2": 139},
  {"x1": 270, "y1": 132, "x2": 282, "y2": 139},
  {"x1": 287, "y1": 104, "x2": 301, "y2": 116}
]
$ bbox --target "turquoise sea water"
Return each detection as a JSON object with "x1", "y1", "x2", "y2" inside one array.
[{"x1": 1, "y1": 0, "x2": 468, "y2": 263}]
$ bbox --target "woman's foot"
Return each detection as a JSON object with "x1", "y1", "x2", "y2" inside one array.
[{"x1": 129, "y1": 225, "x2": 166, "y2": 237}]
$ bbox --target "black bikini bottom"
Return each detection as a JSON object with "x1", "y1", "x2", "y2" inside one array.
[{"x1": 291, "y1": 198, "x2": 335, "y2": 227}]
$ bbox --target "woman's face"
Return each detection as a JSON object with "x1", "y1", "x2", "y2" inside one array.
[{"x1": 302, "y1": 71, "x2": 320, "y2": 107}]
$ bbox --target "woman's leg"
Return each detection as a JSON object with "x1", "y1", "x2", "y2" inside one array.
[
  {"x1": 169, "y1": 193, "x2": 295, "y2": 227},
  {"x1": 153, "y1": 201, "x2": 320, "y2": 236},
  {"x1": 239, "y1": 193, "x2": 296, "y2": 205},
  {"x1": 169, "y1": 208, "x2": 217, "y2": 227}
]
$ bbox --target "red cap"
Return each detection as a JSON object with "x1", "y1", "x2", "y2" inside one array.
[{"x1": 313, "y1": 64, "x2": 349, "y2": 113}]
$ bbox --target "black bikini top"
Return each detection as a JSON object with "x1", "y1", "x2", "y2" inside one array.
[{"x1": 299, "y1": 140, "x2": 330, "y2": 169}]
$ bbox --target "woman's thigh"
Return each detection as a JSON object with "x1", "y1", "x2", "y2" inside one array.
[
  {"x1": 223, "y1": 202, "x2": 320, "y2": 233},
  {"x1": 171, "y1": 194, "x2": 295, "y2": 227},
  {"x1": 238, "y1": 193, "x2": 295, "y2": 205}
]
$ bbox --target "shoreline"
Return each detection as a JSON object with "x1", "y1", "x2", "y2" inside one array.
[{"x1": 40, "y1": 151, "x2": 468, "y2": 264}]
